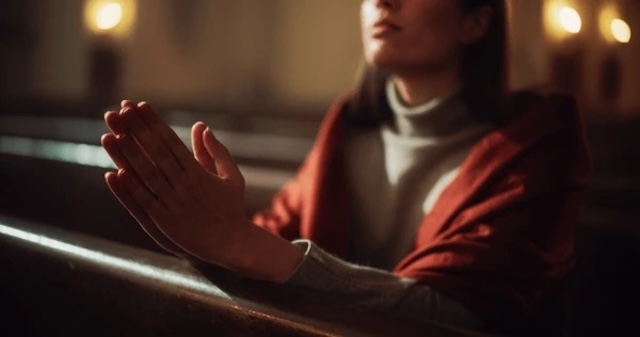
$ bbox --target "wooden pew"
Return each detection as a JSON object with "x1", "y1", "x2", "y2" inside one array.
[
  {"x1": 0, "y1": 215, "x2": 487, "y2": 337},
  {"x1": 2, "y1": 110, "x2": 640, "y2": 336}
]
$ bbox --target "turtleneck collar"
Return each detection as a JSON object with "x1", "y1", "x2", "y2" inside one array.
[{"x1": 385, "y1": 77, "x2": 475, "y2": 138}]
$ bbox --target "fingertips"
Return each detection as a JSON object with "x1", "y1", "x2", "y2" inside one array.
[
  {"x1": 136, "y1": 101, "x2": 161, "y2": 125},
  {"x1": 191, "y1": 123, "x2": 218, "y2": 173},
  {"x1": 192, "y1": 122, "x2": 206, "y2": 138},
  {"x1": 203, "y1": 127, "x2": 227, "y2": 158},
  {"x1": 119, "y1": 107, "x2": 137, "y2": 124},
  {"x1": 192, "y1": 122, "x2": 206, "y2": 139},
  {"x1": 108, "y1": 100, "x2": 142, "y2": 135},
  {"x1": 104, "y1": 110, "x2": 118, "y2": 119},
  {"x1": 191, "y1": 121, "x2": 207, "y2": 154},
  {"x1": 104, "y1": 170, "x2": 124, "y2": 194},
  {"x1": 105, "y1": 110, "x2": 127, "y2": 134},
  {"x1": 104, "y1": 171, "x2": 117, "y2": 183},
  {"x1": 120, "y1": 107, "x2": 148, "y2": 138},
  {"x1": 104, "y1": 110, "x2": 118, "y2": 124},
  {"x1": 203, "y1": 126, "x2": 218, "y2": 145},
  {"x1": 136, "y1": 101, "x2": 153, "y2": 115},
  {"x1": 202, "y1": 127, "x2": 217, "y2": 154},
  {"x1": 202, "y1": 127, "x2": 242, "y2": 183},
  {"x1": 101, "y1": 132, "x2": 115, "y2": 145},
  {"x1": 102, "y1": 133, "x2": 129, "y2": 169},
  {"x1": 121, "y1": 100, "x2": 136, "y2": 109},
  {"x1": 101, "y1": 132, "x2": 118, "y2": 153}
]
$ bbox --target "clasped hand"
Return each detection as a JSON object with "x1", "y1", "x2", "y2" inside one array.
[
  {"x1": 101, "y1": 100, "x2": 304, "y2": 282},
  {"x1": 101, "y1": 100, "x2": 253, "y2": 268}
]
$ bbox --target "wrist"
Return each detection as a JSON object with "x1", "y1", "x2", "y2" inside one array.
[{"x1": 225, "y1": 220, "x2": 304, "y2": 283}]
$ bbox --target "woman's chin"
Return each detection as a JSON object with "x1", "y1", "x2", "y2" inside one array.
[
  {"x1": 365, "y1": 50, "x2": 406, "y2": 72},
  {"x1": 368, "y1": 58, "x2": 402, "y2": 72}
]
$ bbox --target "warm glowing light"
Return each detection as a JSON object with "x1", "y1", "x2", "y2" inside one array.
[
  {"x1": 599, "y1": 5, "x2": 618, "y2": 43},
  {"x1": 95, "y1": 3, "x2": 123, "y2": 30},
  {"x1": 558, "y1": 6, "x2": 582, "y2": 34},
  {"x1": 611, "y1": 19, "x2": 631, "y2": 43},
  {"x1": 85, "y1": 0, "x2": 136, "y2": 36},
  {"x1": 545, "y1": 2, "x2": 584, "y2": 41},
  {"x1": 599, "y1": 4, "x2": 632, "y2": 44}
]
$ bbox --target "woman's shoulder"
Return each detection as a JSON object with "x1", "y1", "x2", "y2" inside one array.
[
  {"x1": 503, "y1": 87, "x2": 583, "y2": 133},
  {"x1": 460, "y1": 88, "x2": 590, "y2": 194},
  {"x1": 465, "y1": 87, "x2": 588, "y2": 172}
]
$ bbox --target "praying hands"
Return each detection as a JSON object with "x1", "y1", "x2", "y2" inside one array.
[{"x1": 101, "y1": 100, "x2": 303, "y2": 282}]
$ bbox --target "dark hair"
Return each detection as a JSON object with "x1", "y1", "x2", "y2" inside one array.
[{"x1": 346, "y1": 0, "x2": 509, "y2": 128}]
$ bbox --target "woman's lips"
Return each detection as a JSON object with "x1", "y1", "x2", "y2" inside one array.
[{"x1": 371, "y1": 20, "x2": 401, "y2": 38}]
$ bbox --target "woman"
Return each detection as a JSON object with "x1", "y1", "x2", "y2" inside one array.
[{"x1": 101, "y1": 0, "x2": 590, "y2": 334}]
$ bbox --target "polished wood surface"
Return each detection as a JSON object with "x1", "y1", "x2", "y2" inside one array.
[{"x1": 0, "y1": 215, "x2": 488, "y2": 337}]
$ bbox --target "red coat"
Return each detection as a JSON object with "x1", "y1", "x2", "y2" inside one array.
[{"x1": 253, "y1": 91, "x2": 591, "y2": 323}]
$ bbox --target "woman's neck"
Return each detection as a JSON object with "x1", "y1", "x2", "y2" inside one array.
[{"x1": 391, "y1": 66, "x2": 460, "y2": 107}]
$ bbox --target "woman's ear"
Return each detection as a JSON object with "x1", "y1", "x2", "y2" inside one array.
[{"x1": 461, "y1": 6, "x2": 493, "y2": 44}]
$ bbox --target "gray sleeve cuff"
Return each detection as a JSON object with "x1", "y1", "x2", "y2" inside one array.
[
  {"x1": 284, "y1": 239, "x2": 417, "y2": 310},
  {"x1": 282, "y1": 240, "x2": 482, "y2": 328}
]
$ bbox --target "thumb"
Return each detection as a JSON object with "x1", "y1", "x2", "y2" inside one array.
[
  {"x1": 191, "y1": 122, "x2": 217, "y2": 174},
  {"x1": 203, "y1": 127, "x2": 244, "y2": 188}
]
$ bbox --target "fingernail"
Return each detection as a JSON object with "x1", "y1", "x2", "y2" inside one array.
[{"x1": 205, "y1": 127, "x2": 215, "y2": 139}]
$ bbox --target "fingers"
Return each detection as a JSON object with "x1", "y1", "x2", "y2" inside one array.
[
  {"x1": 101, "y1": 133, "x2": 128, "y2": 169},
  {"x1": 191, "y1": 121, "x2": 218, "y2": 174},
  {"x1": 104, "y1": 98, "x2": 136, "y2": 135},
  {"x1": 105, "y1": 170, "x2": 187, "y2": 257},
  {"x1": 115, "y1": 133, "x2": 179, "y2": 206},
  {"x1": 121, "y1": 100, "x2": 136, "y2": 110},
  {"x1": 104, "y1": 99, "x2": 146, "y2": 135},
  {"x1": 103, "y1": 100, "x2": 203, "y2": 260},
  {"x1": 106, "y1": 101, "x2": 199, "y2": 178},
  {"x1": 106, "y1": 101, "x2": 196, "y2": 204},
  {"x1": 120, "y1": 107, "x2": 186, "y2": 187},
  {"x1": 203, "y1": 127, "x2": 244, "y2": 188},
  {"x1": 104, "y1": 110, "x2": 127, "y2": 135},
  {"x1": 136, "y1": 102, "x2": 197, "y2": 172},
  {"x1": 103, "y1": 132, "x2": 153, "y2": 205}
]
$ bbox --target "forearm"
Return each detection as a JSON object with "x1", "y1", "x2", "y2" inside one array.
[
  {"x1": 283, "y1": 240, "x2": 482, "y2": 328},
  {"x1": 223, "y1": 225, "x2": 479, "y2": 328}
]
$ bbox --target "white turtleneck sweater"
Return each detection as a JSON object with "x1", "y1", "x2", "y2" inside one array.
[
  {"x1": 345, "y1": 79, "x2": 493, "y2": 270},
  {"x1": 284, "y1": 81, "x2": 492, "y2": 328}
]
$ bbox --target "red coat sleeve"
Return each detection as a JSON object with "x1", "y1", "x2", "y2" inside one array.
[
  {"x1": 252, "y1": 95, "x2": 350, "y2": 245},
  {"x1": 252, "y1": 161, "x2": 307, "y2": 241},
  {"x1": 394, "y1": 94, "x2": 591, "y2": 318}
]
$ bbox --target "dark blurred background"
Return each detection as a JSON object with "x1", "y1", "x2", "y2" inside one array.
[{"x1": 0, "y1": 1, "x2": 639, "y2": 336}]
